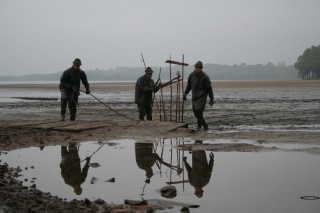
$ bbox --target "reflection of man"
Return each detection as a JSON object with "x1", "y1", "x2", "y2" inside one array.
[
  {"x1": 60, "y1": 143, "x2": 90, "y2": 195},
  {"x1": 135, "y1": 143, "x2": 156, "y2": 183},
  {"x1": 183, "y1": 140, "x2": 214, "y2": 198}
]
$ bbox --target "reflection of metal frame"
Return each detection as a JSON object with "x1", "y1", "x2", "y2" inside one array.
[
  {"x1": 152, "y1": 55, "x2": 188, "y2": 122},
  {"x1": 139, "y1": 138, "x2": 214, "y2": 199},
  {"x1": 154, "y1": 138, "x2": 187, "y2": 190}
]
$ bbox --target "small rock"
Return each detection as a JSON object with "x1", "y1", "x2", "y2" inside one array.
[
  {"x1": 105, "y1": 177, "x2": 115, "y2": 183},
  {"x1": 91, "y1": 177, "x2": 98, "y2": 184},
  {"x1": 94, "y1": 199, "x2": 105, "y2": 205}
]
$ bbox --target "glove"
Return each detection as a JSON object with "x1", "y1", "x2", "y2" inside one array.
[
  {"x1": 153, "y1": 84, "x2": 161, "y2": 93},
  {"x1": 209, "y1": 98, "x2": 214, "y2": 106},
  {"x1": 86, "y1": 157, "x2": 91, "y2": 164},
  {"x1": 85, "y1": 89, "x2": 90, "y2": 94},
  {"x1": 183, "y1": 93, "x2": 187, "y2": 101},
  {"x1": 154, "y1": 83, "x2": 162, "y2": 93}
]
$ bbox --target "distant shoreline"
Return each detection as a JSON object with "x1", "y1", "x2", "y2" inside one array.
[{"x1": 0, "y1": 80, "x2": 319, "y2": 89}]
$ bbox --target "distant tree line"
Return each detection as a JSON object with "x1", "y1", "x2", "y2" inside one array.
[
  {"x1": 0, "y1": 63, "x2": 298, "y2": 81},
  {"x1": 295, "y1": 45, "x2": 320, "y2": 79}
]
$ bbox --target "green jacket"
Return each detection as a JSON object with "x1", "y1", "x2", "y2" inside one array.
[
  {"x1": 59, "y1": 67, "x2": 90, "y2": 92},
  {"x1": 185, "y1": 71, "x2": 214, "y2": 111},
  {"x1": 135, "y1": 75, "x2": 155, "y2": 104}
]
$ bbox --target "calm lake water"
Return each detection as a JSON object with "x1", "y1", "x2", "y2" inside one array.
[{"x1": 1, "y1": 139, "x2": 320, "y2": 213}]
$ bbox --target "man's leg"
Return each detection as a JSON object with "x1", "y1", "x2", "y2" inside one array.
[
  {"x1": 196, "y1": 118, "x2": 202, "y2": 129},
  {"x1": 60, "y1": 91, "x2": 67, "y2": 121},
  {"x1": 69, "y1": 94, "x2": 78, "y2": 121},
  {"x1": 137, "y1": 104, "x2": 146, "y2": 120},
  {"x1": 193, "y1": 107, "x2": 202, "y2": 130},
  {"x1": 146, "y1": 104, "x2": 152, "y2": 121},
  {"x1": 194, "y1": 110, "x2": 208, "y2": 130},
  {"x1": 201, "y1": 117, "x2": 209, "y2": 130}
]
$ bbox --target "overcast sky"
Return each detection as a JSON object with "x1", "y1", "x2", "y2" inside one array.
[{"x1": 0, "y1": 0, "x2": 319, "y2": 76}]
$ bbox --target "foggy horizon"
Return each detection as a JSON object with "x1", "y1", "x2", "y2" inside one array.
[{"x1": 1, "y1": 0, "x2": 319, "y2": 76}]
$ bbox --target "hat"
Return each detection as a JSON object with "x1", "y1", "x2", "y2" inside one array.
[
  {"x1": 73, "y1": 185, "x2": 83, "y2": 195},
  {"x1": 194, "y1": 61, "x2": 203, "y2": 68},
  {"x1": 145, "y1": 67, "x2": 154, "y2": 73},
  {"x1": 73, "y1": 58, "x2": 82, "y2": 66},
  {"x1": 194, "y1": 188, "x2": 204, "y2": 198}
]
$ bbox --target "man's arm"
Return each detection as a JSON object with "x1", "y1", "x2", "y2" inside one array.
[
  {"x1": 80, "y1": 71, "x2": 90, "y2": 94},
  {"x1": 60, "y1": 70, "x2": 72, "y2": 90},
  {"x1": 183, "y1": 73, "x2": 193, "y2": 100},
  {"x1": 204, "y1": 75, "x2": 214, "y2": 105},
  {"x1": 184, "y1": 73, "x2": 192, "y2": 95}
]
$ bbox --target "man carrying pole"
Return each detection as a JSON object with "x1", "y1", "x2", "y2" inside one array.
[
  {"x1": 135, "y1": 67, "x2": 161, "y2": 121},
  {"x1": 59, "y1": 58, "x2": 90, "y2": 121}
]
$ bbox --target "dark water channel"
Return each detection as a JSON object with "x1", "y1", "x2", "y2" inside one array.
[{"x1": 1, "y1": 139, "x2": 320, "y2": 213}]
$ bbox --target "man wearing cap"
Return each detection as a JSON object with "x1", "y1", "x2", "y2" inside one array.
[
  {"x1": 183, "y1": 61, "x2": 214, "y2": 130},
  {"x1": 135, "y1": 67, "x2": 160, "y2": 120},
  {"x1": 59, "y1": 58, "x2": 90, "y2": 121}
]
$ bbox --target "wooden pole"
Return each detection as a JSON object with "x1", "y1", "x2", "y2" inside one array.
[
  {"x1": 165, "y1": 57, "x2": 188, "y2": 123},
  {"x1": 177, "y1": 72, "x2": 181, "y2": 122},
  {"x1": 181, "y1": 54, "x2": 185, "y2": 123},
  {"x1": 175, "y1": 76, "x2": 178, "y2": 122},
  {"x1": 160, "y1": 84, "x2": 167, "y2": 121},
  {"x1": 169, "y1": 55, "x2": 172, "y2": 122}
]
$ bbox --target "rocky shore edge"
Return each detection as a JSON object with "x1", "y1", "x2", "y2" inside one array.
[{"x1": 0, "y1": 163, "x2": 119, "y2": 213}]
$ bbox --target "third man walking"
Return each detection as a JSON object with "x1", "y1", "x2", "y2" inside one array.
[{"x1": 183, "y1": 61, "x2": 214, "y2": 130}]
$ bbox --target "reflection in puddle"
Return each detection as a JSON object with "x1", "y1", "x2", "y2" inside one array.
[{"x1": 1, "y1": 139, "x2": 320, "y2": 213}]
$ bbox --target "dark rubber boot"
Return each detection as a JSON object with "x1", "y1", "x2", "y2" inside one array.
[
  {"x1": 197, "y1": 118, "x2": 202, "y2": 129},
  {"x1": 202, "y1": 118, "x2": 209, "y2": 130},
  {"x1": 139, "y1": 114, "x2": 144, "y2": 121},
  {"x1": 61, "y1": 98, "x2": 67, "y2": 121}
]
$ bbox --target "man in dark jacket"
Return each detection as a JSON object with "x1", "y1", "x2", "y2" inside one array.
[
  {"x1": 59, "y1": 58, "x2": 90, "y2": 121},
  {"x1": 183, "y1": 61, "x2": 214, "y2": 130},
  {"x1": 135, "y1": 67, "x2": 160, "y2": 121}
]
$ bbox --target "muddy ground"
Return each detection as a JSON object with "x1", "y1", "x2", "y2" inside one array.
[{"x1": 0, "y1": 80, "x2": 320, "y2": 212}]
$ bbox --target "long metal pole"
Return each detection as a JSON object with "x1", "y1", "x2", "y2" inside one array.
[
  {"x1": 175, "y1": 76, "x2": 178, "y2": 122},
  {"x1": 181, "y1": 54, "x2": 185, "y2": 123},
  {"x1": 169, "y1": 55, "x2": 172, "y2": 122},
  {"x1": 178, "y1": 73, "x2": 181, "y2": 122},
  {"x1": 160, "y1": 83, "x2": 167, "y2": 121}
]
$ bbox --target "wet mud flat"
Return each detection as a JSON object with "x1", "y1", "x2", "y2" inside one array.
[{"x1": 0, "y1": 80, "x2": 320, "y2": 212}]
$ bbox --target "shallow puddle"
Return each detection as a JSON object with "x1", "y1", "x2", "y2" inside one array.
[{"x1": 1, "y1": 139, "x2": 320, "y2": 213}]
